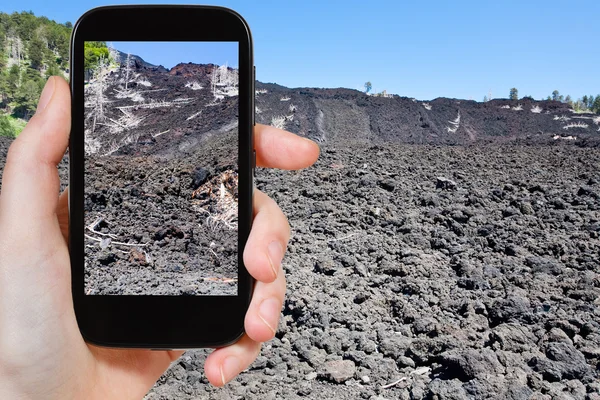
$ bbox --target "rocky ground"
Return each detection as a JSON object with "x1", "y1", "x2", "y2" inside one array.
[
  {"x1": 144, "y1": 141, "x2": 599, "y2": 399},
  {"x1": 84, "y1": 129, "x2": 239, "y2": 295},
  {"x1": 1, "y1": 53, "x2": 599, "y2": 397},
  {"x1": 83, "y1": 58, "x2": 241, "y2": 295}
]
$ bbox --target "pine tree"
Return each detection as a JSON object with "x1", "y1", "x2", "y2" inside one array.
[
  {"x1": 582, "y1": 95, "x2": 589, "y2": 108},
  {"x1": 5, "y1": 64, "x2": 21, "y2": 99},
  {"x1": 12, "y1": 79, "x2": 40, "y2": 118},
  {"x1": 565, "y1": 95, "x2": 572, "y2": 106},
  {"x1": 45, "y1": 61, "x2": 61, "y2": 78},
  {"x1": 11, "y1": 67, "x2": 42, "y2": 119},
  {"x1": 509, "y1": 88, "x2": 519, "y2": 100},
  {"x1": 593, "y1": 96, "x2": 600, "y2": 114},
  {"x1": 0, "y1": 24, "x2": 6, "y2": 69},
  {"x1": 0, "y1": 48, "x2": 6, "y2": 70},
  {"x1": 552, "y1": 90, "x2": 560, "y2": 101},
  {"x1": 28, "y1": 34, "x2": 45, "y2": 70}
]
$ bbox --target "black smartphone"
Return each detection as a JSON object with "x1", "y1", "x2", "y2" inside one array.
[{"x1": 69, "y1": 5, "x2": 255, "y2": 348}]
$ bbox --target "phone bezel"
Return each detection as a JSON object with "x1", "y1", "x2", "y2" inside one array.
[{"x1": 69, "y1": 5, "x2": 254, "y2": 348}]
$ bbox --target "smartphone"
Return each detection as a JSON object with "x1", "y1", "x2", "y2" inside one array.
[{"x1": 69, "y1": 5, "x2": 255, "y2": 348}]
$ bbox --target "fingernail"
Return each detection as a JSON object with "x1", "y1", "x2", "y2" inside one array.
[
  {"x1": 36, "y1": 77, "x2": 55, "y2": 114},
  {"x1": 258, "y1": 297, "x2": 281, "y2": 335},
  {"x1": 267, "y1": 241, "x2": 283, "y2": 279},
  {"x1": 220, "y1": 356, "x2": 240, "y2": 386},
  {"x1": 303, "y1": 136, "x2": 315, "y2": 144}
]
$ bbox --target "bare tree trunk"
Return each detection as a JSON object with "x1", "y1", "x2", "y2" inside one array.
[
  {"x1": 211, "y1": 65, "x2": 219, "y2": 97},
  {"x1": 125, "y1": 53, "x2": 131, "y2": 90}
]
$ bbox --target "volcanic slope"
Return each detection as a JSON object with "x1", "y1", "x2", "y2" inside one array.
[
  {"x1": 83, "y1": 59, "x2": 241, "y2": 295},
  {"x1": 255, "y1": 83, "x2": 600, "y2": 146}
]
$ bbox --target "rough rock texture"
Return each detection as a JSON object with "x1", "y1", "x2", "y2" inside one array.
[
  {"x1": 83, "y1": 131, "x2": 238, "y2": 295},
  {"x1": 1, "y1": 57, "x2": 599, "y2": 397},
  {"x1": 142, "y1": 143, "x2": 599, "y2": 399},
  {"x1": 81, "y1": 58, "x2": 241, "y2": 295}
]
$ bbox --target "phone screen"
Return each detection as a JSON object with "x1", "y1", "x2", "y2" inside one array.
[{"x1": 83, "y1": 41, "x2": 239, "y2": 296}]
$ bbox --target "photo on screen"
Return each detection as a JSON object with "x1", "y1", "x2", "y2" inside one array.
[{"x1": 83, "y1": 41, "x2": 239, "y2": 296}]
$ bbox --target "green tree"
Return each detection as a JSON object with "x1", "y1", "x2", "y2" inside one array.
[
  {"x1": 552, "y1": 90, "x2": 560, "y2": 101},
  {"x1": 84, "y1": 41, "x2": 109, "y2": 73},
  {"x1": 44, "y1": 22, "x2": 70, "y2": 66},
  {"x1": 0, "y1": 48, "x2": 6, "y2": 70},
  {"x1": 546, "y1": 96, "x2": 551, "y2": 101},
  {"x1": 11, "y1": 68, "x2": 43, "y2": 119},
  {"x1": 12, "y1": 11, "x2": 39, "y2": 42},
  {"x1": 592, "y1": 95, "x2": 600, "y2": 114},
  {"x1": 364, "y1": 81, "x2": 372, "y2": 94},
  {"x1": 0, "y1": 23, "x2": 6, "y2": 69},
  {"x1": 483, "y1": 95, "x2": 488, "y2": 102},
  {"x1": 56, "y1": 38, "x2": 70, "y2": 67},
  {"x1": 509, "y1": 88, "x2": 518, "y2": 100},
  {"x1": 45, "y1": 61, "x2": 61, "y2": 78},
  {"x1": 565, "y1": 95, "x2": 572, "y2": 106},
  {"x1": 11, "y1": 79, "x2": 40, "y2": 118},
  {"x1": 28, "y1": 34, "x2": 45, "y2": 70},
  {"x1": 4, "y1": 64, "x2": 22, "y2": 99},
  {"x1": 588, "y1": 95, "x2": 595, "y2": 110},
  {"x1": 582, "y1": 95, "x2": 588, "y2": 108}
]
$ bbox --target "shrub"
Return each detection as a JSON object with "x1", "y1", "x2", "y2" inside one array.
[
  {"x1": 0, "y1": 114, "x2": 15, "y2": 137},
  {"x1": 0, "y1": 114, "x2": 24, "y2": 138}
]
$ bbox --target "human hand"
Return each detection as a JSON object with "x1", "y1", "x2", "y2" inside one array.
[{"x1": 0, "y1": 76, "x2": 319, "y2": 398}]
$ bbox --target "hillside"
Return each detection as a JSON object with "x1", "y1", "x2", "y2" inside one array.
[
  {"x1": 84, "y1": 57, "x2": 238, "y2": 157},
  {"x1": 254, "y1": 85, "x2": 600, "y2": 147},
  {"x1": 81, "y1": 54, "x2": 600, "y2": 155},
  {"x1": 0, "y1": 11, "x2": 70, "y2": 135},
  {"x1": 82, "y1": 50, "x2": 241, "y2": 295}
]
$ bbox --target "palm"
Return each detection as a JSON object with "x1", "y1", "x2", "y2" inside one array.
[{"x1": 87, "y1": 346, "x2": 183, "y2": 398}]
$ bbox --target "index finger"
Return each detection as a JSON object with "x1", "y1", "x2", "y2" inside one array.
[{"x1": 254, "y1": 124, "x2": 320, "y2": 170}]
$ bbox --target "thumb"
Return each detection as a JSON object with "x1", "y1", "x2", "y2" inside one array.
[{"x1": 0, "y1": 76, "x2": 70, "y2": 228}]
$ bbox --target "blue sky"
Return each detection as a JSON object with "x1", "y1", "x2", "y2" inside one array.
[
  {"x1": 3, "y1": 0, "x2": 599, "y2": 101},
  {"x1": 107, "y1": 42, "x2": 238, "y2": 69}
]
